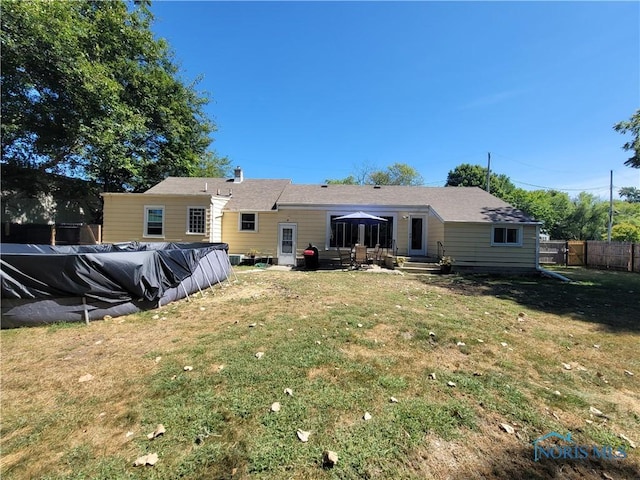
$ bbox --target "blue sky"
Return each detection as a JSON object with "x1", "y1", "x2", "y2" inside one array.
[{"x1": 149, "y1": 1, "x2": 640, "y2": 199}]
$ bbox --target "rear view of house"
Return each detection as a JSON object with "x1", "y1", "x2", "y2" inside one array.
[{"x1": 102, "y1": 167, "x2": 540, "y2": 273}]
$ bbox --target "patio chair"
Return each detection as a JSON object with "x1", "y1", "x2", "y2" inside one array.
[
  {"x1": 354, "y1": 245, "x2": 369, "y2": 269},
  {"x1": 371, "y1": 244, "x2": 382, "y2": 265},
  {"x1": 336, "y1": 246, "x2": 353, "y2": 271}
]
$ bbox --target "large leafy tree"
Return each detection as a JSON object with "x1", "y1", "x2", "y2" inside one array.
[
  {"x1": 1, "y1": 0, "x2": 219, "y2": 193},
  {"x1": 445, "y1": 163, "x2": 516, "y2": 200},
  {"x1": 614, "y1": 109, "x2": 640, "y2": 168},
  {"x1": 508, "y1": 189, "x2": 574, "y2": 239},
  {"x1": 565, "y1": 192, "x2": 609, "y2": 240}
]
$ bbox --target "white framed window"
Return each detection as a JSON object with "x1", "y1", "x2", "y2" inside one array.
[
  {"x1": 187, "y1": 207, "x2": 206, "y2": 234},
  {"x1": 239, "y1": 212, "x2": 257, "y2": 232},
  {"x1": 144, "y1": 206, "x2": 164, "y2": 237},
  {"x1": 491, "y1": 225, "x2": 522, "y2": 246}
]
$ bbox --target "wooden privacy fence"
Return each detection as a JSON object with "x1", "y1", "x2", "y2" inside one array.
[{"x1": 539, "y1": 240, "x2": 639, "y2": 273}]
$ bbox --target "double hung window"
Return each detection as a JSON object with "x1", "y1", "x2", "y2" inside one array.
[{"x1": 144, "y1": 206, "x2": 164, "y2": 237}]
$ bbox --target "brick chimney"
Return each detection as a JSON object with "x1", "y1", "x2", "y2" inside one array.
[{"x1": 233, "y1": 166, "x2": 243, "y2": 183}]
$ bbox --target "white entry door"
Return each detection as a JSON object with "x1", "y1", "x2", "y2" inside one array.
[
  {"x1": 408, "y1": 215, "x2": 426, "y2": 256},
  {"x1": 278, "y1": 223, "x2": 297, "y2": 265}
]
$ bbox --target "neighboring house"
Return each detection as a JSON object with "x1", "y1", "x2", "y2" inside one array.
[
  {"x1": 1, "y1": 164, "x2": 101, "y2": 225},
  {"x1": 102, "y1": 167, "x2": 541, "y2": 272}
]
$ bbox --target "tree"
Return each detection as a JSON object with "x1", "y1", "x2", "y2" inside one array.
[
  {"x1": 619, "y1": 186, "x2": 640, "y2": 203},
  {"x1": 192, "y1": 152, "x2": 232, "y2": 178},
  {"x1": 613, "y1": 109, "x2": 640, "y2": 168},
  {"x1": 445, "y1": 163, "x2": 516, "y2": 200},
  {"x1": 508, "y1": 188, "x2": 574, "y2": 239},
  {"x1": 368, "y1": 163, "x2": 424, "y2": 186},
  {"x1": 610, "y1": 223, "x2": 640, "y2": 242},
  {"x1": 324, "y1": 176, "x2": 359, "y2": 185},
  {"x1": 1, "y1": 0, "x2": 215, "y2": 193},
  {"x1": 566, "y1": 192, "x2": 609, "y2": 240},
  {"x1": 326, "y1": 163, "x2": 423, "y2": 186}
]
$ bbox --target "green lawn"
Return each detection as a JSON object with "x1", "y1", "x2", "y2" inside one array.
[{"x1": 1, "y1": 267, "x2": 638, "y2": 479}]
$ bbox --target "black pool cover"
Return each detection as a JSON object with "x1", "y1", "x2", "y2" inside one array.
[{"x1": 1, "y1": 242, "x2": 231, "y2": 328}]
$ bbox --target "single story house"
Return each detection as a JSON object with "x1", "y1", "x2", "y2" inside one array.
[{"x1": 102, "y1": 167, "x2": 541, "y2": 273}]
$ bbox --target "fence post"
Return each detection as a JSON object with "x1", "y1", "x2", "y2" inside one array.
[
  {"x1": 632, "y1": 243, "x2": 636, "y2": 273},
  {"x1": 584, "y1": 241, "x2": 588, "y2": 268}
]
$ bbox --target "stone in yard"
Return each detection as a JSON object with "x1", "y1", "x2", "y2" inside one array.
[
  {"x1": 456, "y1": 341, "x2": 466, "y2": 346},
  {"x1": 183, "y1": 366, "x2": 193, "y2": 371},
  {"x1": 133, "y1": 453, "x2": 158, "y2": 467},
  {"x1": 78, "y1": 374, "x2": 94, "y2": 383},
  {"x1": 255, "y1": 352, "x2": 264, "y2": 359},
  {"x1": 284, "y1": 388, "x2": 293, "y2": 396},
  {"x1": 447, "y1": 381, "x2": 456, "y2": 387},
  {"x1": 271, "y1": 402, "x2": 281, "y2": 412},
  {"x1": 500, "y1": 423, "x2": 515, "y2": 434},
  {"x1": 322, "y1": 450, "x2": 338, "y2": 468},
  {"x1": 624, "y1": 370, "x2": 634, "y2": 377},
  {"x1": 389, "y1": 397, "x2": 399, "y2": 403},
  {"x1": 500, "y1": 342, "x2": 508, "y2": 347},
  {"x1": 296, "y1": 429, "x2": 311, "y2": 442},
  {"x1": 147, "y1": 424, "x2": 166, "y2": 440},
  {"x1": 363, "y1": 412, "x2": 372, "y2": 421},
  {"x1": 429, "y1": 372, "x2": 437, "y2": 380},
  {"x1": 589, "y1": 406, "x2": 609, "y2": 419},
  {"x1": 620, "y1": 433, "x2": 636, "y2": 449},
  {"x1": 562, "y1": 363, "x2": 572, "y2": 370}
]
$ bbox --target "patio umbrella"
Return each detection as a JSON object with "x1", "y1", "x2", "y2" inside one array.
[{"x1": 334, "y1": 211, "x2": 388, "y2": 225}]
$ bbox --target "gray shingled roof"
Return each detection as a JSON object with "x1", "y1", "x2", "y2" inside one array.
[
  {"x1": 278, "y1": 184, "x2": 537, "y2": 223},
  {"x1": 145, "y1": 177, "x2": 536, "y2": 223},
  {"x1": 144, "y1": 177, "x2": 291, "y2": 211}
]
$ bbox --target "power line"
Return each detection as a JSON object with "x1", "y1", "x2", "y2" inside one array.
[{"x1": 511, "y1": 179, "x2": 617, "y2": 192}]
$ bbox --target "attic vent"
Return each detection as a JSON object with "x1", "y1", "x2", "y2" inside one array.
[
  {"x1": 321, "y1": 184, "x2": 328, "y2": 188},
  {"x1": 373, "y1": 185, "x2": 381, "y2": 189}
]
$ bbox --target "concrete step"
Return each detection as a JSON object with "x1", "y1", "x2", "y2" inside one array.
[{"x1": 397, "y1": 260, "x2": 442, "y2": 274}]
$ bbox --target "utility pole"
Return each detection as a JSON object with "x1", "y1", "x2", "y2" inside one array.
[
  {"x1": 486, "y1": 152, "x2": 491, "y2": 193},
  {"x1": 608, "y1": 170, "x2": 613, "y2": 242}
]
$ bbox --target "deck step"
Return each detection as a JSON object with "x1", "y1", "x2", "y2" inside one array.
[{"x1": 397, "y1": 259, "x2": 442, "y2": 274}]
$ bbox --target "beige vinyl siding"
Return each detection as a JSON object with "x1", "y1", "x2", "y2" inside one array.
[
  {"x1": 222, "y1": 211, "x2": 279, "y2": 257},
  {"x1": 443, "y1": 222, "x2": 538, "y2": 271},
  {"x1": 102, "y1": 194, "x2": 214, "y2": 243},
  {"x1": 223, "y1": 209, "x2": 331, "y2": 260},
  {"x1": 427, "y1": 212, "x2": 445, "y2": 256}
]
